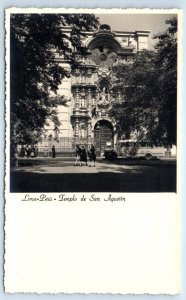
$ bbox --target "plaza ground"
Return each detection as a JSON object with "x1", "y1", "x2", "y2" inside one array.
[{"x1": 10, "y1": 157, "x2": 176, "y2": 193}]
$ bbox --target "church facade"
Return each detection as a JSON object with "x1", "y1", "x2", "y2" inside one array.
[{"x1": 40, "y1": 24, "x2": 150, "y2": 156}]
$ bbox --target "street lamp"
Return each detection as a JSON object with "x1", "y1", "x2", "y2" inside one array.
[{"x1": 96, "y1": 122, "x2": 101, "y2": 155}]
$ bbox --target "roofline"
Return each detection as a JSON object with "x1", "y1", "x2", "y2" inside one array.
[{"x1": 62, "y1": 28, "x2": 151, "y2": 36}]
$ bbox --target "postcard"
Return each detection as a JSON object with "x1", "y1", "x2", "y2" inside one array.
[{"x1": 4, "y1": 7, "x2": 181, "y2": 294}]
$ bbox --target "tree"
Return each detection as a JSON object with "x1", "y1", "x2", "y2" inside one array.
[
  {"x1": 110, "y1": 17, "x2": 177, "y2": 145},
  {"x1": 110, "y1": 50, "x2": 159, "y2": 142},
  {"x1": 153, "y1": 17, "x2": 177, "y2": 145},
  {"x1": 10, "y1": 13, "x2": 99, "y2": 145}
]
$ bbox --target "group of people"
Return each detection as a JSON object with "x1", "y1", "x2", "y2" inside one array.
[
  {"x1": 17, "y1": 144, "x2": 96, "y2": 165},
  {"x1": 19, "y1": 145, "x2": 56, "y2": 158},
  {"x1": 19, "y1": 145, "x2": 38, "y2": 158},
  {"x1": 75, "y1": 144, "x2": 96, "y2": 167}
]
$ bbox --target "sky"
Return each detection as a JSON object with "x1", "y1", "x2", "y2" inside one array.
[{"x1": 96, "y1": 13, "x2": 177, "y2": 49}]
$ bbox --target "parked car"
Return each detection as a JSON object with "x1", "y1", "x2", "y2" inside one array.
[{"x1": 104, "y1": 142, "x2": 117, "y2": 160}]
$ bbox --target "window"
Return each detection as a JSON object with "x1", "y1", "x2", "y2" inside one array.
[
  {"x1": 80, "y1": 128, "x2": 86, "y2": 138},
  {"x1": 80, "y1": 97, "x2": 86, "y2": 108}
]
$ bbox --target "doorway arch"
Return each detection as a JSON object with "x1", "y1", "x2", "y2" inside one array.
[{"x1": 94, "y1": 120, "x2": 114, "y2": 155}]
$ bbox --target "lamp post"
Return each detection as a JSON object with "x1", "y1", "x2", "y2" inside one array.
[{"x1": 96, "y1": 122, "x2": 101, "y2": 156}]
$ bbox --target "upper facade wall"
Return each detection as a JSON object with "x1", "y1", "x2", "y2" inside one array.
[
  {"x1": 54, "y1": 24, "x2": 150, "y2": 63},
  {"x1": 82, "y1": 24, "x2": 150, "y2": 53}
]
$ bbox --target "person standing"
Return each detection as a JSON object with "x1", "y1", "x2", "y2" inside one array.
[
  {"x1": 30, "y1": 145, "x2": 35, "y2": 157},
  {"x1": 88, "y1": 144, "x2": 96, "y2": 167},
  {"x1": 26, "y1": 145, "x2": 31, "y2": 158},
  {"x1": 35, "y1": 145, "x2": 38, "y2": 157},
  {"x1": 52, "y1": 145, "x2": 56, "y2": 158},
  {"x1": 20, "y1": 145, "x2": 25, "y2": 157},
  {"x1": 74, "y1": 144, "x2": 82, "y2": 166},
  {"x1": 80, "y1": 145, "x2": 88, "y2": 166}
]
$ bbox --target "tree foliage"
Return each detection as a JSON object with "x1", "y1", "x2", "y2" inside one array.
[
  {"x1": 111, "y1": 50, "x2": 158, "y2": 141},
  {"x1": 110, "y1": 17, "x2": 177, "y2": 145},
  {"x1": 10, "y1": 13, "x2": 99, "y2": 144},
  {"x1": 153, "y1": 17, "x2": 177, "y2": 145}
]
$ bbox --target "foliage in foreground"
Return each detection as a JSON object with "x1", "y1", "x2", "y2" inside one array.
[
  {"x1": 110, "y1": 17, "x2": 177, "y2": 146},
  {"x1": 10, "y1": 13, "x2": 99, "y2": 145}
]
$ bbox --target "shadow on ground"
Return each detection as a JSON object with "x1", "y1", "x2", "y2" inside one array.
[{"x1": 10, "y1": 162, "x2": 176, "y2": 193}]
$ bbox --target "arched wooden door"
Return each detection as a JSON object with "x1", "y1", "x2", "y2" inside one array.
[{"x1": 94, "y1": 120, "x2": 113, "y2": 156}]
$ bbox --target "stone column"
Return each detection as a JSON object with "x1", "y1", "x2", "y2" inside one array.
[
  {"x1": 74, "y1": 88, "x2": 80, "y2": 108},
  {"x1": 87, "y1": 120, "x2": 92, "y2": 137},
  {"x1": 113, "y1": 128, "x2": 118, "y2": 147},
  {"x1": 87, "y1": 88, "x2": 92, "y2": 111},
  {"x1": 74, "y1": 119, "x2": 79, "y2": 138},
  {"x1": 87, "y1": 120, "x2": 92, "y2": 145}
]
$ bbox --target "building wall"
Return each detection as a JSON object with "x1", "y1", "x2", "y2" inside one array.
[
  {"x1": 39, "y1": 24, "x2": 150, "y2": 155},
  {"x1": 57, "y1": 78, "x2": 73, "y2": 138}
]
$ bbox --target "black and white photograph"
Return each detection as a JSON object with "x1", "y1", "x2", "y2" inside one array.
[
  {"x1": 4, "y1": 8, "x2": 182, "y2": 295},
  {"x1": 8, "y1": 10, "x2": 178, "y2": 193}
]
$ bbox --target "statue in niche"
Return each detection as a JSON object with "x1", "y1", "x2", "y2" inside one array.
[
  {"x1": 98, "y1": 87, "x2": 109, "y2": 106},
  {"x1": 101, "y1": 87, "x2": 107, "y2": 102}
]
